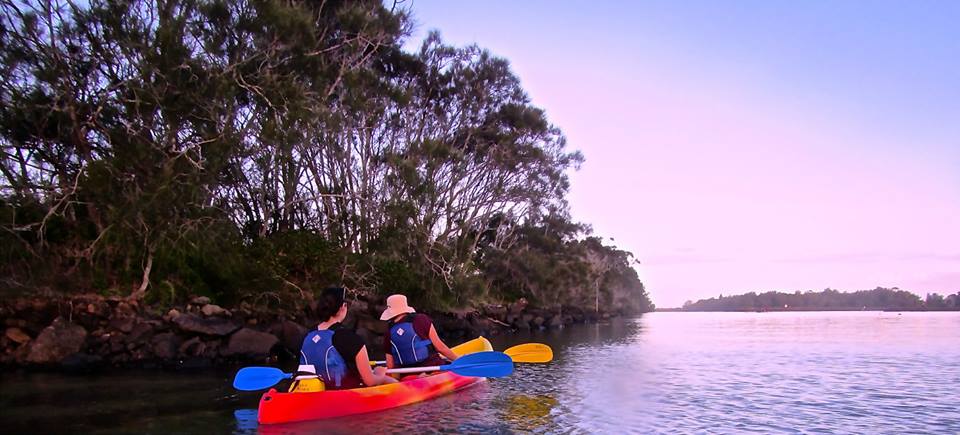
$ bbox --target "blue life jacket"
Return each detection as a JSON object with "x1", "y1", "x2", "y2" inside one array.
[
  {"x1": 299, "y1": 329, "x2": 347, "y2": 388},
  {"x1": 388, "y1": 315, "x2": 433, "y2": 366}
]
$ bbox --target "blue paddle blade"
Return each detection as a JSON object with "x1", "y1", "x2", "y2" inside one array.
[
  {"x1": 441, "y1": 351, "x2": 514, "y2": 378},
  {"x1": 233, "y1": 367, "x2": 292, "y2": 391}
]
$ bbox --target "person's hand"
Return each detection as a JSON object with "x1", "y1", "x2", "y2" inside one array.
[{"x1": 373, "y1": 366, "x2": 388, "y2": 377}]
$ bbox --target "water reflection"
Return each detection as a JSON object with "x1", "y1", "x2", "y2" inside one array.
[
  {"x1": 500, "y1": 394, "x2": 559, "y2": 432},
  {"x1": 4, "y1": 314, "x2": 960, "y2": 434},
  {"x1": 234, "y1": 409, "x2": 258, "y2": 433}
]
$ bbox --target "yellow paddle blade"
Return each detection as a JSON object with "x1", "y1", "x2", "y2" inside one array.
[
  {"x1": 452, "y1": 336, "x2": 493, "y2": 356},
  {"x1": 504, "y1": 343, "x2": 553, "y2": 363}
]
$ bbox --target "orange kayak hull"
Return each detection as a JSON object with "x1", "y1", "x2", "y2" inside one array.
[{"x1": 257, "y1": 372, "x2": 485, "y2": 424}]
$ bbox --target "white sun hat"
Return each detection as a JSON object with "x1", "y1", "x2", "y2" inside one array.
[{"x1": 380, "y1": 294, "x2": 417, "y2": 321}]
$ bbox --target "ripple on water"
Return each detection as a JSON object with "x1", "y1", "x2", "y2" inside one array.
[{"x1": 2, "y1": 313, "x2": 959, "y2": 433}]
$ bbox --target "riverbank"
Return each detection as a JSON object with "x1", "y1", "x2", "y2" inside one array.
[{"x1": 0, "y1": 294, "x2": 619, "y2": 371}]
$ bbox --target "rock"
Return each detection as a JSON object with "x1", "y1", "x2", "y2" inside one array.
[
  {"x1": 508, "y1": 298, "x2": 528, "y2": 315},
  {"x1": 5, "y1": 327, "x2": 30, "y2": 345},
  {"x1": 127, "y1": 321, "x2": 154, "y2": 344},
  {"x1": 115, "y1": 302, "x2": 136, "y2": 318},
  {"x1": 532, "y1": 316, "x2": 545, "y2": 328},
  {"x1": 108, "y1": 316, "x2": 135, "y2": 333},
  {"x1": 272, "y1": 320, "x2": 307, "y2": 352},
  {"x1": 548, "y1": 315, "x2": 564, "y2": 328},
  {"x1": 513, "y1": 317, "x2": 531, "y2": 330},
  {"x1": 483, "y1": 304, "x2": 507, "y2": 320},
  {"x1": 201, "y1": 304, "x2": 230, "y2": 317},
  {"x1": 178, "y1": 337, "x2": 206, "y2": 357},
  {"x1": 202, "y1": 340, "x2": 221, "y2": 359},
  {"x1": 223, "y1": 328, "x2": 278, "y2": 357},
  {"x1": 130, "y1": 348, "x2": 151, "y2": 362},
  {"x1": 86, "y1": 301, "x2": 109, "y2": 317},
  {"x1": 151, "y1": 333, "x2": 180, "y2": 360},
  {"x1": 173, "y1": 313, "x2": 239, "y2": 336},
  {"x1": 165, "y1": 309, "x2": 181, "y2": 322},
  {"x1": 190, "y1": 296, "x2": 211, "y2": 306},
  {"x1": 26, "y1": 317, "x2": 88, "y2": 364}
]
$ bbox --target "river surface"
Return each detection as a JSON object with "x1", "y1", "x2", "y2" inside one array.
[{"x1": 2, "y1": 311, "x2": 959, "y2": 433}]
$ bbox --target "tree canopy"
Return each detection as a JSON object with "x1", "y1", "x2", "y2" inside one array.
[
  {"x1": 681, "y1": 288, "x2": 958, "y2": 311},
  {"x1": 0, "y1": 0, "x2": 653, "y2": 313}
]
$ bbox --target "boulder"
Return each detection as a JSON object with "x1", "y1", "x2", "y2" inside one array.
[
  {"x1": 202, "y1": 340, "x2": 221, "y2": 359},
  {"x1": 548, "y1": 315, "x2": 564, "y2": 328},
  {"x1": 201, "y1": 304, "x2": 230, "y2": 317},
  {"x1": 513, "y1": 316, "x2": 531, "y2": 330},
  {"x1": 127, "y1": 321, "x2": 155, "y2": 344},
  {"x1": 178, "y1": 337, "x2": 206, "y2": 357},
  {"x1": 173, "y1": 313, "x2": 239, "y2": 336},
  {"x1": 108, "y1": 316, "x2": 135, "y2": 333},
  {"x1": 5, "y1": 327, "x2": 30, "y2": 345},
  {"x1": 26, "y1": 317, "x2": 88, "y2": 364},
  {"x1": 165, "y1": 309, "x2": 181, "y2": 321},
  {"x1": 272, "y1": 320, "x2": 307, "y2": 352},
  {"x1": 86, "y1": 301, "x2": 109, "y2": 318},
  {"x1": 223, "y1": 328, "x2": 278, "y2": 357},
  {"x1": 108, "y1": 333, "x2": 126, "y2": 354},
  {"x1": 115, "y1": 301, "x2": 136, "y2": 318},
  {"x1": 508, "y1": 298, "x2": 528, "y2": 315},
  {"x1": 151, "y1": 333, "x2": 180, "y2": 360},
  {"x1": 482, "y1": 304, "x2": 507, "y2": 320},
  {"x1": 190, "y1": 296, "x2": 211, "y2": 306}
]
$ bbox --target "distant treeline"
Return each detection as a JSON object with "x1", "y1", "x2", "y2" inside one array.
[
  {"x1": 0, "y1": 0, "x2": 653, "y2": 313},
  {"x1": 681, "y1": 288, "x2": 960, "y2": 311}
]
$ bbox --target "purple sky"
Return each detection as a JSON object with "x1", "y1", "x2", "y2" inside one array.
[{"x1": 403, "y1": 0, "x2": 960, "y2": 307}]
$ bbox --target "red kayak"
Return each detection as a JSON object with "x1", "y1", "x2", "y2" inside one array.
[
  {"x1": 257, "y1": 337, "x2": 492, "y2": 424},
  {"x1": 258, "y1": 371, "x2": 484, "y2": 424}
]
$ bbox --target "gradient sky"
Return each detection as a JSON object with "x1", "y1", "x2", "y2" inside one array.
[{"x1": 403, "y1": 0, "x2": 960, "y2": 307}]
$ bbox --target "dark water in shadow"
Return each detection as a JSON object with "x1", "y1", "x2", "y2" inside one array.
[{"x1": 2, "y1": 312, "x2": 959, "y2": 433}]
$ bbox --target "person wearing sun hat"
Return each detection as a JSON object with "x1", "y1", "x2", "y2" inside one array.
[
  {"x1": 381, "y1": 294, "x2": 459, "y2": 369},
  {"x1": 297, "y1": 287, "x2": 397, "y2": 389}
]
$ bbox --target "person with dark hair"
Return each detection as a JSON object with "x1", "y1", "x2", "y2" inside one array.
[
  {"x1": 381, "y1": 294, "x2": 459, "y2": 369},
  {"x1": 298, "y1": 287, "x2": 396, "y2": 390}
]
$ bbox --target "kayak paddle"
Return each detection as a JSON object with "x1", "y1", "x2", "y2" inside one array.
[
  {"x1": 372, "y1": 341, "x2": 553, "y2": 366},
  {"x1": 385, "y1": 351, "x2": 513, "y2": 377},
  {"x1": 234, "y1": 351, "x2": 514, "y2": 391},
  {"x1": 503, "y1": 343, "x2": 553, "y2": 363},
  {"x1": 233, "y1": 366, "x2": 293, "y2": 391}
]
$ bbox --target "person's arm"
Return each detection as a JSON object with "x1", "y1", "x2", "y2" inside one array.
[
  {"x1": 354, "y1": 345, "x2": 397, "y2": 386},
  {"x1": 428, "y1": 325, "x2": 459, "y2": 361},
  {"x1": 383, "y1": 333, "x2": 395, "y2": 369}
]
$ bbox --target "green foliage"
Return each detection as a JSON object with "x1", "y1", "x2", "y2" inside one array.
[
  {"x1": 0, "y1": 0, "x2": 652, "y2": 314},
  {"x1": 682, "y1": 287, "x2": 945, "y2": 311}
]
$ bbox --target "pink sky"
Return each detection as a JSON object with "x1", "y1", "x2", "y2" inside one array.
[{"x1": 407, "y1": 1, "x2": 960, "y2": 307}]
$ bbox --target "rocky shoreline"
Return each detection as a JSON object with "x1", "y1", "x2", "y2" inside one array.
[{"x1": 1, "y1": 294, "x2": 617, "y2": 372}]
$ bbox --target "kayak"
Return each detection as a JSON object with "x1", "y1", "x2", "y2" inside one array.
[{"x1": 257, "y1": 336, "x2": 493, "y2": 424}]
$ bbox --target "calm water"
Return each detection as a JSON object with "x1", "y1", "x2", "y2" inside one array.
[{"x1": 2, "y1": 312, "x2": 959, "y2": 433}]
